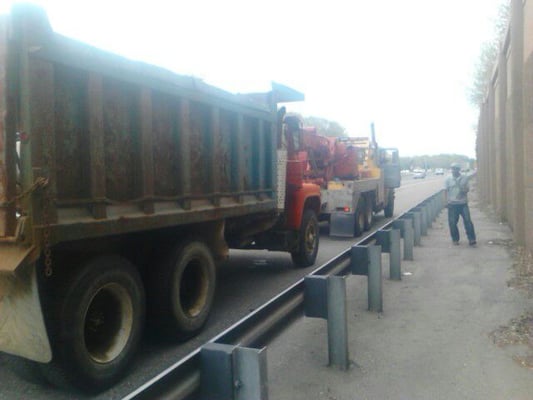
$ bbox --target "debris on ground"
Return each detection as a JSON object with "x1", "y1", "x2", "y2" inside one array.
[
  {"x1": 489, "y1": 312, "x2": 533, "y2": 369},
  {"x1": 506, "y1": 244, "x2": 533, "y2": 297},
  {"x1": 490, "y1": 313, "x2": 533, "y2": 347},
  {"x1": 490, "y1": 241, "x2": 533, "y2": 369}
]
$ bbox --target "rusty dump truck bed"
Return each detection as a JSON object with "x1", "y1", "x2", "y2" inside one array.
[{"x1": 0, "y1": 7, "x2": 280, "y2": 271}]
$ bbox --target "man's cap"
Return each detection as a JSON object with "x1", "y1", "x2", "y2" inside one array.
[{"x1": 450, "y1": 163, "x2": 461, "y2": 169}]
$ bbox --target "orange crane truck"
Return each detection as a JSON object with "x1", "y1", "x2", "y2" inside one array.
[
  {"x1": 0, "y1": 5, "x2": 321, "y2": 392},
  {"x1": 301, "y1": 123, "x2": 401, "y2": 237}
]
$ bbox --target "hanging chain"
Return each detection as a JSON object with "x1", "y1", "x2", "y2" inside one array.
[
  {"x1": 42, "y1": 181, "x2": 52, "y2": 277},
  {"x1": 42, "y1": 126, "x2": 54, "y2": 278},
  {"x1": 1, "y1": 177, "x2": 48, "y2": 206}
]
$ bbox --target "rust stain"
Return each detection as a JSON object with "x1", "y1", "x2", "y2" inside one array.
[
  {"x1": 0, "y1": 165, "x2": 6, "y2": 198},
  {"x1": 152, "y1": 95, "x2": 180, "y2": 196},
  {"x1": 0, "y1": 120, "x2": 4, "y2": 152}
]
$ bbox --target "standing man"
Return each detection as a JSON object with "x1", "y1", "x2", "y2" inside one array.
[{"x1": 445, "y1": 163, "x2": 477, "y2": 246}]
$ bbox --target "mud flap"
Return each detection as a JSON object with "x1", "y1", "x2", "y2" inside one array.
[
  {"x1": 0, "y1": 262, "x2": 52, "y2": 363},
  {"x1": 330, "y1": 213, "x2": 355, "y2": 237}
]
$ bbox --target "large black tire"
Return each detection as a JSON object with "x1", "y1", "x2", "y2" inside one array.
[
  {"x1": 44, "y1": 256, "x2": 145, "y2": 393},
  {"x1": 363, "y1": 194, "x2": 374, "y2": 231},
  {"x1": 148, "y1": 241, "x2": 216, "y2": 340},
  {"x1": 384, "y1": 190, "x2": 395, "y2": 218},
  {"x1": 354, "y1": 198, "x2": 365, "y2": 237},
  {"x1": 291, "y1": 209, "x2": 319, "y2": 268}
]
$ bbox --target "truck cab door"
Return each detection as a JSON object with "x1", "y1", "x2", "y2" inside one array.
[{"x1": 380, "y1": 148, "x2": 401, "y2": 188}]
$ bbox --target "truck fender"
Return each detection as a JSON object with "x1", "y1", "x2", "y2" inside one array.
[
  {"x1": 0, "y1": 262, "x2": 52, "y2": 363},
  {"x1": 286, "y1": 184, "x2": 321, "y2": 230}
]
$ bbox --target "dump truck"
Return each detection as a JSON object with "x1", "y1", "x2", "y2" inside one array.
[
  {"x1": 0, "y1": 5, "x2": 321, "y2": 392},
  {"x1": 300, "y1": 122, "x2": 401, "y2": 237}
]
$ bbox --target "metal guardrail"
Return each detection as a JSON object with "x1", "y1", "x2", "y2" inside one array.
[{"x1": 122, "y1": 190, "x2": 446, "y2": 400}]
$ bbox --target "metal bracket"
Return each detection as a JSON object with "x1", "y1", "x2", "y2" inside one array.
[
  {"x1": 412, "y1": 206, "x2": 428, "y2": 236},
  {"x1": 376, "y1": 229, "x2": 401, "y2": 280},
  {"x1": 351, "y1": 245, "x2": 383, "y2": 312},
  {"x1": 393, "y1": 219, "x2": 414, "y2": 261},
  {"x1": 200, "y1": 343, "x2": 268, "y2": 400},
  {"x1": 403, "y1": 211, "x2": 421, "y2": 246}
]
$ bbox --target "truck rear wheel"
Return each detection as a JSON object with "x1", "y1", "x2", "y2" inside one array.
[
  {"x1": 363, "y1": 195, "x2": 374, "y2": 231},
  {"x1": 354, "y1": 198, "x2": 365, "y2": 237},
  {"x1": 148, "y1": 240, "x2": 216, "y2": 339},
  {"x1": 291, "y1": 209, "x2": 319, "y2": 267},
  {"x1": 44, "y1": 256, "x2": 145, "y2": 392},
  {"x1": 384, "y1": 191, "x2": 395, "y2": 218}
]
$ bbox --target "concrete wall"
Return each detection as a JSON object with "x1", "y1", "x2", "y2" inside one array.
[
  {"x1": 478, "y1": 0, "x2": 532, "y2": 251},
  {"x1": 523, "y1": 0, "x2": 533, "y2": 249}
]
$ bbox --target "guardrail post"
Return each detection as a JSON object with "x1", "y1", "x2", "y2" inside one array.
[
  {"x1": 424, "y1": 201, "x2": 433, "y2": 228},
  {"x1": 327, "y1": 276, "x2": 349, "y2": 369},
  {"x1": 422, "y1": 206, "x2": 429, "y2": 233},
  {"x1": 351, "y1": 245, "x2": 383, "y2": 312},
  {"x1": 404, "y1": 211, "x2": 421, "y2": 246},
  {"x1": 200, "y1": 343, "x2": 268, "y2": 400},
  {"x1": 414, "y1": 206, "x2": 428, "y2": 236},
  {"x1": 304, "y1": 275, "x2": 349, "y2": 370},
  {"x1": 393, "y1": 218, "x2": 414, "y2": 261},
  {"x1": 375, "y1": 229, "x2": 401, "y2": 280},
  {"x1": 425, "y1": 199, "x2": 432, "y2": 223},
  {"x1": 430, "y1": 197, "x2": 438, "y2": 222},
  {"x1": 436, "y1": 190, "x2": 445, "y2": 213}
]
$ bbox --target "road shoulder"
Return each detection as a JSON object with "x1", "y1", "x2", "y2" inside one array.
[{"x1": 268, "y1": 193, "x2": 533, "y2": 400}]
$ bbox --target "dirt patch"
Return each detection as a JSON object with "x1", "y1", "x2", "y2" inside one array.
[
  {"x1": 490, "y1": 313, "x2": 533, "y2": 369},
  {"x1": 507, "y1": 245, "x2": 533, "y2": 296},
  {"x1": 485, "y1": 238, "x2": 533, "y2": 296},
  {"x1": 490, "y1": 313, "x2": 533, "y2": 347},
  {"x1": 489, "y1": 240, "x2": 533, "y2": 369}
]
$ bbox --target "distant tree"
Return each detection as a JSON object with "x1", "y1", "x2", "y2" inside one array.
[
  {"x1": 468, "y1": 1, "x2": 510, "y2": 106},
  {"x1": 469, "y1": 42, "x2": 499, "y2": 105},
  {"x1": 303, "y1": 116, "x2": 347, "y2": 137}
]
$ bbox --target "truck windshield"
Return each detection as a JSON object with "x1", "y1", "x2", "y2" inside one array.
[{"x1": 380, "y1": 149, "x2": 399, "y2": 164}]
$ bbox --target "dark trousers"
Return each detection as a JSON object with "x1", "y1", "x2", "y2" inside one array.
[{"x1": 447, "y1": 203, "x2": 476, "y2": 243}]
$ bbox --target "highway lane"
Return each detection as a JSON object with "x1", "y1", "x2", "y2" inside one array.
[{"x1": 0, "y1": 175, "x2": 447, "y2": 400}]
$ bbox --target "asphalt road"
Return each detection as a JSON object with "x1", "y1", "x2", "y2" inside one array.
[{"x1": 0, "y1": 175, "x2": 446, "y2": 400}]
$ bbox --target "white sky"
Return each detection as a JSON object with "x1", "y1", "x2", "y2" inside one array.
[{"x1": 1, "y1": 0, "x2": 505, "y2": 158}]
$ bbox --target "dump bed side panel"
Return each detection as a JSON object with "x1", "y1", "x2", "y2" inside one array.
[
  {"x1": 2, "y1": 6, "x2": 278, "y2": 251},
  {"x1": 0, "y1": 15, "x2": 16, "y2": 239}
]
